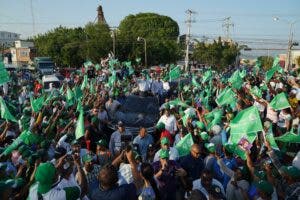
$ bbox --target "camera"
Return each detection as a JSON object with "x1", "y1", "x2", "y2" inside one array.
[{"x1": 120, "y1": 134, "x2": 133, "y2": 151}]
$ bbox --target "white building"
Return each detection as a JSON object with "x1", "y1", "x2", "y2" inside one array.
[
  {"x1": 0, "y1": 31, "x2": 21, "y2": 47},
  {"x1": 10, "y1": 40, "x2": 35, "y2": 67}
]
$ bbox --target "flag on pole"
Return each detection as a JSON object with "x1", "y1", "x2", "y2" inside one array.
[
  {"x1": 108, "y1": 70, "x2": 117, "y2": 87},
  {"x1": 75, "y1": 110, "x2": 85, "y2": 139},
  {"x1": 274, "y1": 129, "x2": 300, "y2": 143},
  {"x1": 81, "y1": 75, "x2": 88, "y2": 90},
  {"x1": 216, "y1": 87, "x2": 236, "y2": 106},
  {"x1": 228, "y1": 70, "x2": 243, "y2": 89},
  {"x1": 0, "y1": 97, "x2": 17, "y2": 122},
  {"x1": 175, "y1": 133, "x2": 194, "y2": 157},
  {"x1": 230, "y1": 106, "x2": 262, "y2": 138},
  {"x1": 30, "y1": 95, "x2": 44, "y2": 113},
  {"x1": 269, "y1": 92, "x2": 290, "y2": 111},
  {"x1": 265, "y1": 125, "x2": 279, "y2": 150},
  {"x1": 192, "y1": 75, "x2": 201, "y2": 88},
  {"x1": 66, "y1": 87, "x2": 75, "y2": 106},
  {"x1": 168, "y1": 66, "x2": 181, "y2": 81},
  {"x1": 73, "y1": 86, "x2": 83, "y2": 100},
  {"x1": 202, "y1": 70, "x2": 212, "y2": 83},
  {"x1": 250, "y1": 86, "x2": 262, "y2": 98}
]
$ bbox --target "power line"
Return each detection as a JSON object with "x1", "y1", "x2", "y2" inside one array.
[
  {"x1": 222, "y1": 17, "x2": 234, "y2": 41},
  {"x1": 184, "y1": 9, "x2": 196, "y2": 71}
]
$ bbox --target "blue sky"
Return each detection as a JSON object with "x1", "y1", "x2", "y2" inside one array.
[{"x1": 0, "y1": 0, "x2": 299, "y2": 56}]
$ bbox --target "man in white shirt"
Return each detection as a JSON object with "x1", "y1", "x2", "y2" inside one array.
[
  {"x1": 157, "y1": 106, "x2": 177, "y2": 135},
  {"x1": 136, "y1": 75, "x2": 150, "y2": 95},
  {"x1": 151, "y1": 76, "x2": 164, "y2": 96}
]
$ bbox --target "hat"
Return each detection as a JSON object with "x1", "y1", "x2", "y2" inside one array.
[
  {"x1": 211, "y1": 125, "x2": 221, "y2": 135},
  {"x1": 199, "y1": 132, "x2": 209, "y2": 141},
  {"x1": 160, "y1": 137, "x2": 170, "y2": 145},
  {"x1": 82, "y1": 154, "x2": 93, "y2": 163},
  {"x1": 205, "y1": 143, "x2": 216, "y2": 153},
  {"x1": 117, "y1": 121, "x2": 124, "y2": 127},
  {"x1": 35, "y1": 163, "x2": 56, "y2": 194},
  {"x1": 96, "y1": 139, "x2": 107, "y2": 147},
  {"x1": 156, "y1": 122, "x2": 165, "y2": 130},
  {"x1": 254, "y1": 180, "x2": 274, "y2": 196},
  {"x1": 164, "y1": 104, "x2": 170, "y2": 110},
  {"x1": 281, "y1": 165, "x2": 300, "y2": 178},
  {"x1": 224, "y1": 143, "x2": 235, "y2": 154},
  {"x1": 254, "y1": 170, "x2": 266, "y2": 180},
  {"x1": 159, "y1": 149, "x2": 169, "y2": 159},
  {"x1": 91, "y1": 117, "x2": 98, "y2": 124}
]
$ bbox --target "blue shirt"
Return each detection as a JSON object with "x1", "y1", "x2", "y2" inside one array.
[
  {"x1": 133, "y1": 134, "x2": 154, "y2": 161},
  {"x1": 91, "y1": 183, "x2": 137, "y2": 200},
  {"x1": 180, "y1": 154, "x2": 204, "y2": 181}
]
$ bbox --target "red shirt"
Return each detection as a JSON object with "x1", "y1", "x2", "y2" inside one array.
[{"x1": 160, "y1": 130, "x2": 174, "y2": 145}]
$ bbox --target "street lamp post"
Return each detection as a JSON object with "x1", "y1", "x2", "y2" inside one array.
[
  {"x1": 273, "y1": 17, "x2": 300, "y2": 71},
  {"x1": 111, "y1": 30, "x2": 116, "y2": 57},
  {"x1": 137, "y1": 37, "x2": 147, "y2": 67}
]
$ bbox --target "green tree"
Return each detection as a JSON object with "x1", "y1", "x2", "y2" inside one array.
[
  {"x1": 257, "y1": 56, "x2": 274, "y2": 70},
  {"x1": 33, "y1": 23, "x2": 111, "y2": 67},
  {"x1": 192, "y1": 37, "x2": 240, "y2": 70},
  {"x1": 117, "y1": 13, "x2": 182, "y2": 66}
]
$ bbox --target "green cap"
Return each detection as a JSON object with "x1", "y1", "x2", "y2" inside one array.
[
  {"x1": 254, "y1": 170, "x2": 266, "y2": 180},
  {"x1": 40, "y1": 140, "x2": 51, "y2": 149},
  {"x1": 200, "y1": 132, "x2": 209, "y2": 141},
  {"x1": 91, "y1": 117, "x2": 98, "y2": 124},
  {"x1": 195, "y1": 121, "x2": 205, "y2": 130},
  {"x1": 281, "y1": 165, "x2": 300, "y2": 178},
  {"x1": 224, "y1": 143, "x2": 235, "y2": 154},
  {"x1": 159, "y1": 149, "x2": 169, "y2": 159},
  {"x1": 71, "y1": 139, "x2": 80, "y2": 145},
  {"x1": 82, "y1": 154, "x2": 93, "y2": 163},
  {"x1": 160, "y1": 137, "x2": 170, "y2": 145},
  {"x1": 35, "y1": 163, "x2": 56, "y2": 194},
  {"x1": 96, "y1": 139, "x2": 107, "y2": 147},
  {"x1": 205, "y1": 143, "x2": 216, "y2": 153},
  {"x1": 254, "y1": 180, "x2": 274, "y2": 196},
  {"x1": 156, "y1": 122, "x2": 165, "y2": 130}
]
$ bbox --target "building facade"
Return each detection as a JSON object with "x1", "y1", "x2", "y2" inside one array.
[
  {"x1": 0, "y1": 31, "x2": 20, "y2": 47},
  {"x1": 10, "y1": 40, "x2": 35, "y2": 67}
]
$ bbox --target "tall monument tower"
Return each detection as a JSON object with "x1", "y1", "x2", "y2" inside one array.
[{"x1": 97, "y1": 5, "x2": 106, "y2": 24}]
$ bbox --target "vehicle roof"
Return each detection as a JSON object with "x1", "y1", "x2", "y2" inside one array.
[{"x1": 42, "y1": 74, "x2": 60, "y2": 82}]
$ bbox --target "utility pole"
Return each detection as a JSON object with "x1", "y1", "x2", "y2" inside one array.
[
  {"x1": 286, "y1": 23, "x2": 294, "y2": 71},
  {"x1": 184, "y1": 9, "x2": 196, "y2": 72},
  {"x1": 222, "y1": 17, "x2": 234, "y2": 42}
]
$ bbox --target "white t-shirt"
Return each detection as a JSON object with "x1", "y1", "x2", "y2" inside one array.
[{"x1": 157, "y1": 114, "x2": 177, "y2": 135}]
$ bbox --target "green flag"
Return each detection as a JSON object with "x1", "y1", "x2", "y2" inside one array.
[
  {"x1": 169, "y1": 66, "x2": 181, "y2": 81},
  {"x1": 230, "y1": 106, "x2": 263, "y2": 136},
  {"x1": 192, "y1": 76, "x2": 201, "y2": 88},
  {"x1": 44, "y1": 93, "x2": 54, "y2": 105},
  {"x1": 89, "y1": 79, "x2": 96, "y2": 93},
  {"x1": 265, "y1": 125, "x2": 279, "y2": 150},
  {"x1": 30, "y1": 95, "x2": 44, "y2": 113},
  {"x1": 0, "y1": 97, "x2": 17, "y2": 122},
  {"x1": 202, "y1": 70, "x2": 212, "y2": 83},
  {"x1": 124, "y1": 61, "x2": 134, "y2": 75},
  {"x1": 108, "y1": 70, "x2": 117, "y2": 87},
  {"x1": 204, "y1": 109, "x2": 223, "y2": 130},
  {"x1": 269, "y1": 92, "x2": 290, "y2": 111},
  {"x1": 2, "y1": 130, "x2": 31, "y2": 156},
  {"x1": 239, "y1": 69, "x2": 247, "y2": 78},
  {"x1": 81, "y1": 75, "x2": 88, "y2": 90},
  {"x1": 75, "y1": 110, "x2": 85, "y2": 139},
  {"x1": 109, "y1": 59, "x2": 119, "y2": 69},
  {"x1": 228, "y1": 70, "x2": 243, "y2": 89},
  {"x1": 167, "y1": 98, "x2": 189, "y2": 108},
  {"x1": 95, "y1": 64, "x2": 101, "y2": 71},
  {"x1": 250, "y1": 86, "x2": 262, "y2": 98},
  {"x1": 275, "y1": 129, "x2": 300, "y2": 143},
  {"x1": 0, "y1": 61, "x2": 10, "y2": 85},
  {"x1": 216, "y1": 87, "x2": 236, "y2": 106},
  {"x1": 73, "y1": 86, "x2": 83, "y2": 100},
  {"x1": 175, "y1": 133, "x2": 194, "y2": 157},
  {"x1": 66, "y1": 87, "x2": 75, "y2": 106},
  {"x1": 265, "y1": 57, "x2": 284, "y2": 82},
  {"x1": 84, "y1": 60, "x2": 93, "y2": 68}
]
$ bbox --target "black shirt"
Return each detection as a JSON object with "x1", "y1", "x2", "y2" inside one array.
[{"x1": 91, "y1": 183, "x2": 137, "y2": 200}]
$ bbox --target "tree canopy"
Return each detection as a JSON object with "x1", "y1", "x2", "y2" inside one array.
[
  {"x1": 33, "y1": 23, "x2": 112, "y2": 67},
  {"x1": 192, "y1": 37, "x2": 240, "y2": 70},
  {"x1": 117, "y1": 13, "x2": 182, "y2": 65}
]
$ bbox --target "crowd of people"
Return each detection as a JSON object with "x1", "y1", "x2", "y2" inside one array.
[{"x1": 0, "y1": 57, "x2": 299, "y2": 200}]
